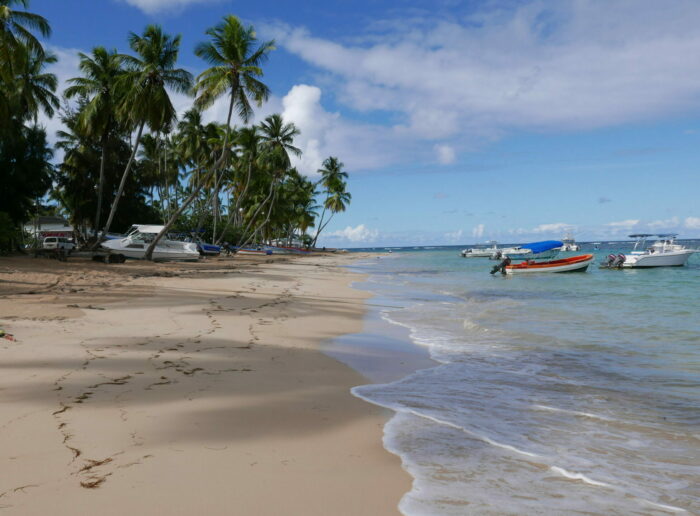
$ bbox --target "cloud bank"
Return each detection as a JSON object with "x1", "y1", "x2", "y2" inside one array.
[
  {"x1": 265, "y1": 0, "x2": 700, "y2": 171},
  {"x1": 119, "y1": 0, "x2": 221, "y2": 15}
]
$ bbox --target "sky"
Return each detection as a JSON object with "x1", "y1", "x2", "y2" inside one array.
[{"x1": 31, "y1": 0, "x2": 700, "y2": 247}]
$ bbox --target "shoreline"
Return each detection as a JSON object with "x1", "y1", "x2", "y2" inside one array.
[{"x1": 0, "y1": 253, "x2": 411, "y2": 515}]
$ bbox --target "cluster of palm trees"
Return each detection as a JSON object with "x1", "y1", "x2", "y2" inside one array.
[
  {"x1": 0, "y1": 0, "x2": 56, "y2": 250},
  {"x1": 0, "y1": 1, "x2": 352, "y2": 256}
]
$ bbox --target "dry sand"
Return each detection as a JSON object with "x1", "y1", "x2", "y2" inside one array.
[{"x1": 0, "y1": 253, "x2": 409, "y2": 515}]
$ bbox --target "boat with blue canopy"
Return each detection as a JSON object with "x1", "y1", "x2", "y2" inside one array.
[{"x1": 493, "y1": 240, "x2": 563, "y2": 261}]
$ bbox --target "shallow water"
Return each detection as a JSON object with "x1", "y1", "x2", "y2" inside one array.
[{"x1": 348, "y1": 244, "x2": 700, "y2": 515}]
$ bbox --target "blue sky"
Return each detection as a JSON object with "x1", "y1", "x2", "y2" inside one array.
[{"x1": 33, "y1": 0, "x2": 700, "y2": 246}]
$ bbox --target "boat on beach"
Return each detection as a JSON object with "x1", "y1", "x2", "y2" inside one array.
[
  {"x1": 101, "y1": 225, "x2": 200, "y2": 261},
  {"x1": 505, "y1": 254, "x2": 595, "y2": 274},
  {"x1": 233, "y1": 247, "x2": 273, "y2": 256}
]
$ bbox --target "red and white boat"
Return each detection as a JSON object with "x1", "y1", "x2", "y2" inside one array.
[{"x1": 505, "y1": 254, "x2": 594, "y2": 274}]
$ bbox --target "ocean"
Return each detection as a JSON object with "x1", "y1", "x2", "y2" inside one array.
[{"x1": 345, "y1": 243, "x2": 700, "y2": 515}]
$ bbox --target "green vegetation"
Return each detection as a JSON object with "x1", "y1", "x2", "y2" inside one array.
[{"x1": 0, "y1": 2, "x2": 351, "y2": 255}]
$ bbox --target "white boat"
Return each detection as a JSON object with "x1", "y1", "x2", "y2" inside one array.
[
  {"x1": 101, "y1": 225, "x2": 200, "y2": 261},
  {"x1": 503, "y1": 254, "x2": 595, "y2": 274},
  {"x1": 461, "y1": 241, "x2": 499, "y2": 258},
  {"x1": 560, "y1": 233, "x2": 580, "y2": 251},
  {"x1": 621, "y1": 234, "x2": 696, "y2": 268}
]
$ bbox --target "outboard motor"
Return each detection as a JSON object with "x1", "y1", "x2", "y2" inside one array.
[
  {"x1": 613, "y1": 253, "x2": 625, "y2": 268},
  {"x1": 603, "y1": 254, "x2": 617, "y2": 268},
  {"x1": 490, "y1": 257, "x2": 511, "y2": 275}
]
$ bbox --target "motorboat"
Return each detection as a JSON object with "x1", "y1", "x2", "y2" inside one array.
[
  {"x1": 502, "y1": 254, "x2": 595, "y2": 275},
  {"x1": 560, "y1": 233, "x2": 581, "y2": 251},
  {"x1": 461, "y1": 241, "x2": 499, "y2": 258},
  {"x1": 101, "y1": 225, "x2": 200, "y2": 261},
  {"x1": 232, "y1": 246, "x2": 273, "y2": 256},
  {"x1": 496, "y1": 240, "x2": 563, "y2": 261},
  {"x1": 264, "y1": 245, "x2": 311, "y2": 255},
  {"x1": 618, "y1": 234, "x2": 696, "y2": 268}
]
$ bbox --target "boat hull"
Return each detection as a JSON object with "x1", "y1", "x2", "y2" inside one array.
[
  {"x1": 461, "y1": 250, "x2": 496, "y2": 258},
  {"x1": 235, "y1": 248, "x2": 273, "y2": 256},
  {"x1": 622, "y1": 250, "x2": 694, "y2": 268},
  {"x1": 505, "y1": 254, "x2": 594, "y2": 274},
  {"x1": 101, "y1": 240, "x2": 200, "y2": 261}
]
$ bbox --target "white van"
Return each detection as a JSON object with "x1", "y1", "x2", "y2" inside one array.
[{"x1": 43, "y1": 237, "x2": 75, "y2": 252}]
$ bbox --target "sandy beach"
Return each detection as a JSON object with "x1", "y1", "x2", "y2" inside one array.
[{"x1": 0, "y1": 253, "x2": 409, "y2": 515}]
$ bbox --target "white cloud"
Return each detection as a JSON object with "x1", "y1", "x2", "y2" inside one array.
[
  {"x1": 606, "y1": 219, "x2": 640, "y2": 229},
  {"x1": 444, "y1": 229, "x2": 463, "y2": 243},
  {"x1": 532, "y1": 222, "x2": 574, "y2": 234},
  {"x1": 472, "y1": 224, "x2": 485, "y2": 239},
  {"x1": 279, "y1": 84, "x2": 416, "y2": 174},
  {"x1": 325, "y1": 224, "x2": 379, "y2": 243},
  {"x1": 434, "y1": 144, "x2": 456, "y2": 164},
  {"x1": 119, "y1": 0, "x2": 221, "y2": 15},
  {"x1": 648, "y1": 216, "x2": 680, "y2": 230},
  {"x1": 267, "y1": 1, "x2": 700, "y2": 169},
  {"x1": 685, "y1": 217, "x2": 700, "y2": 229}
]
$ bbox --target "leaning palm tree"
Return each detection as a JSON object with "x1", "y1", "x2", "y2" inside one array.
[
  {"x1": 101, "y1": 25, "x2": 192, "y2": 236},
  {"x1": 314, "y1": 181, "x2": 351, "y2": 245},
  {"x1": 145, "y1": 15, "x2": 274, "y2": 260},
  {"x1": 65, "y1": 47, "x2": 124, "y2": 232},
  {"x1": 312, "y1": 157, "x2": 348, "y2": 247}
]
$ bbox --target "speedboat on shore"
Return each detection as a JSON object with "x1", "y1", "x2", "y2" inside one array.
[
  {"x1": 101, "y1": 225, "x2": 200, "y2": 261},
  {"x1": 618, "y1": 234, "x2": 696, "y2": 268},
  {"x1": 461, "y1": 241, "x2": 499, "y2": 258},
  {"x1": 504, "y1": 254, "x2": 594, "y2": 274},
  {"x1": 560, "y1": 233, "x2": 580, "y2": 251},
  {"x1": 495, "y1": 240, "x2": 563, "y2": 261},
  {"x1": 233, "y1": 247, "x2": 273, "y2": 256}
]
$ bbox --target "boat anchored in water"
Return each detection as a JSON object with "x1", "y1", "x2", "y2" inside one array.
[
  {"x1": 560, "y1": 233, "x2": 581, "y2": 251},
  {"x1": 494, "y1": 240, "x2": 563, "y2": 261},
  {"x1": 492, "y1": 254, "x2": 594, "y2": 275},
  {"x1": 461, "y1": 241, "x2": 499, "y2": 258},
  {"x1": 505, "y1": 254, "x2": 594, "y2": 274},
  {"x1": 101, "y1": 225, "x2": 200, "y2": 261},
  {"x1": 602, "y1": 234, "x2": 697, "y2": 268}
]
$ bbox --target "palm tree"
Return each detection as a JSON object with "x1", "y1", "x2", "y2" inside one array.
[
  {"x1": 193, "y1": 14, "x2": 274, "y2": 158},
  {"x1": 315, "y1": 181, "x2": 351, "y2": 245},
  {"x1": 13, "y1": 46, "x2": 58, "y2": 121},
  {"x1": 312, "y1": 157, "x2": 348, "y2": 247},
  {"x1": 236, "y1": 114, "x2": 299, "y2": 248},
  {"x1": 214, "y1": 125, "x2": 260, "y2": 244},
  {"x1": 65, "y1": 47, "x2": 124, "y2": 232},
  {"x1": 101, "y1": 25, "x2": 192, "y2": 236},
  {"x1": 145, "y1": 16, "x2": 274, "y2": 259},
  {"x1": 0, "y1": 0, "x2": 51, "y2": 64}
]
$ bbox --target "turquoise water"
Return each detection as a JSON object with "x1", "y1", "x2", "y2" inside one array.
[{"x1": 349, "y1": 244, "x2": 700, "y2": 515}]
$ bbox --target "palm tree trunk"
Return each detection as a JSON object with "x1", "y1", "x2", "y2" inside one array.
[
  {"x1": 215, "y1": 160, "x2": 253, "y2": 245},
  {"x1": 315, "y1": 212, "x2": 336, "y2": 245},
  {"x1": 311, "y1": 191, "x2": 330, "y2": 247},
  {"x1": 144, "y1": 166, "x2": 208, "y2": 260},
  {"x1": 237, "y1": 180, "x2": 276, "y2": 250},
  {"x1": 94, "y1": 135, "x2": 107, "y2": 234},
  {"x1": 101, "y1": 120, "x2": 145, "y2": 235},
  {"x1": 144, "y1": 89, "x2": 237, "y2": 261}
]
